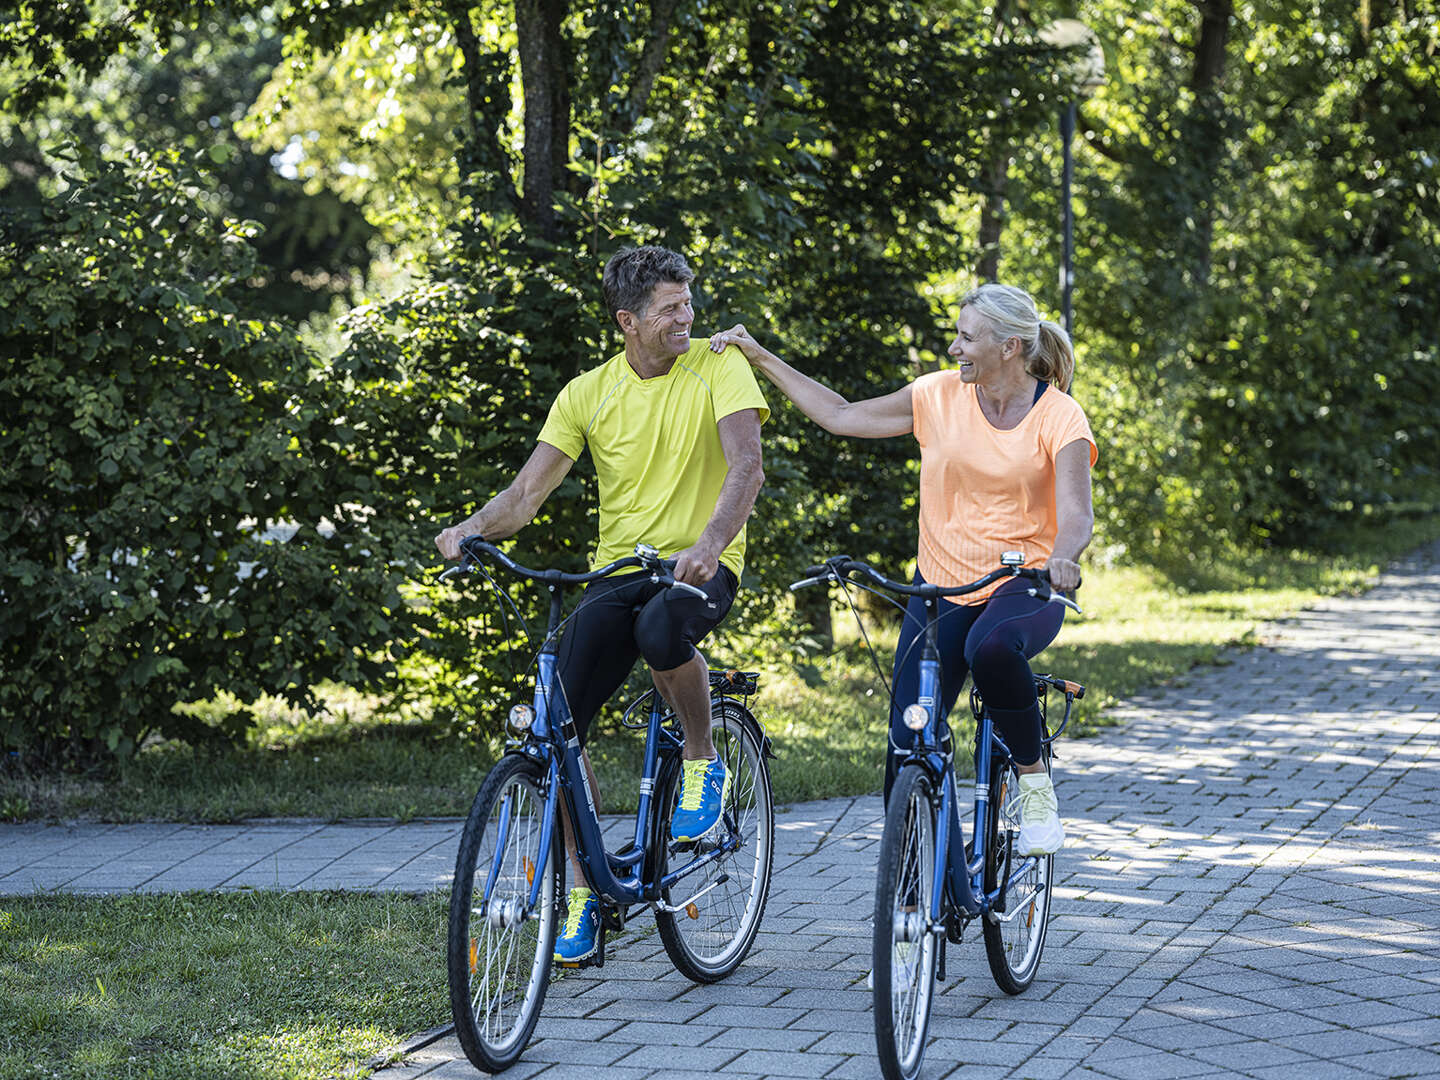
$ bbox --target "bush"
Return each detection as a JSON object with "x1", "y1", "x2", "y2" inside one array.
[{"x1": 0, "y1": 147, "x2": 415, "y2": 765}]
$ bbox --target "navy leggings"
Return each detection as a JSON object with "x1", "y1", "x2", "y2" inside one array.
[{"x1": 884, "y1": 574, "x2": 1063, "y2": 799}]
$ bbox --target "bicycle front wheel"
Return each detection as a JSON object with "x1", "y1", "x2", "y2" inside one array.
[
  {"x1": 655, "y1": 700, "x2": 774, "y2": 982},
  {"x1": 873, "y1": 764, "x2": 939, "y2": 1080},
  {"x1": 447, "y1": 753, "x2": 559, "y2": 1073},
  {"x1": 982, "y1": 750, "x2": 1053, "y2": 994}
]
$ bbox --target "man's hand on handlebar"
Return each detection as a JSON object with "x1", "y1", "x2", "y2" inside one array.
[{"x1": 670, "y1": 542, "x2": 720, "y2": 589}]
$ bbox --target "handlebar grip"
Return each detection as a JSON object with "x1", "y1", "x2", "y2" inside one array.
[{"x1": 803, "y1": 564, "x2": 829, "y2": 577}]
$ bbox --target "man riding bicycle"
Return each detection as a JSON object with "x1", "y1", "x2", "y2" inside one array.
[{"x1": 436, "y1": 245, "x2": 768, "y2": 964}]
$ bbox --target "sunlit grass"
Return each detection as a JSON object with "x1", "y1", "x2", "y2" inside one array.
[{"x1": 0, "y1": 891, "x2": 447, "y2": 1080}]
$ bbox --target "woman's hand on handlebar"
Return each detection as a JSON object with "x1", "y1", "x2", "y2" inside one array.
[{"x1": 1043, "y1": 556, "x2": 1082, "y2": 593}]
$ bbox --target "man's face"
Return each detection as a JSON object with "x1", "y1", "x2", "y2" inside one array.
[{"x1": 626, "y1": 281, "x2": 694, "y2": 360}]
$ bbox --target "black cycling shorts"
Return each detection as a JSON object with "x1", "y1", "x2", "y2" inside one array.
[{"x1": 552, "y1": 565, "x2": 739, "y2": 746}]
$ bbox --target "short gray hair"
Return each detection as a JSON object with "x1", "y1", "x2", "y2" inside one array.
[{"x1": 602, "y1": 246, "x2": 694, "y2": 320}]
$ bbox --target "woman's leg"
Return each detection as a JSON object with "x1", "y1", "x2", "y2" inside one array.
[
  {"x1": 962, "y1": 577, "x2": 1064, "y2": 766},
  {"x1": 963, "y1": 578, "x2": 1066, "y2": 854}
]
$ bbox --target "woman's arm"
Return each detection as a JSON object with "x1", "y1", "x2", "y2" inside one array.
[
  {"x1": 710, "y1": 324, "x2": 913, "y2": 438},
  {"x1": 1044, "y1": 438, "x2": 1095, "y2": 592}
]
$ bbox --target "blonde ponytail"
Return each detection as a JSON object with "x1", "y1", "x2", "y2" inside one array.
[{"x1": 1031, "y1": 320, "x2": 1075, "y2": 392}]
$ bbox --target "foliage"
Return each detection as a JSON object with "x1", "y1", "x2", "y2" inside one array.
[
  {"x1": 0, "y1": 10, "x2": 377, "y2": 326},
  {"x1": 1, "y1": 0, "x2": 1438, "y2": 769},
  {"x1": 9, "y1": 507, "x2": 1438, "y2": 822},
  {"x1": 1001, "y1": 0, "x2": 1440, "y2": 558},
  {"x1": 0, "y1": 147, "x2": 416, "y2": 765}
]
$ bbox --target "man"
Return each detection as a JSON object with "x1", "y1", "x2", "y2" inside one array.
[{"x1": 435, "y1": 246, "x2": 768, "y2": 963}]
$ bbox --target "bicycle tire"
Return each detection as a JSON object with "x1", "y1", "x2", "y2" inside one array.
[
  {"x1": 981, "y1": 748, "x2": 1053, "y2": 994},
  {"x1": 655, "y1": 700, "x2": 774, "y2": 982},
  {"x1": 448, "y1": 753, "x2": 560, "y2": 1073},
  {"x1": 872, "y1": 763, "x2": 939, "y2": 1080}
]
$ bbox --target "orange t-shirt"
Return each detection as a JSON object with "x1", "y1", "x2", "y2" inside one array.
[{"x1": 912, "y1": 372, "x2": 1098, "y2": 604}]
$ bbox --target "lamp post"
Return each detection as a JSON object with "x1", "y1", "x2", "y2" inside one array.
[{"x1": 1039, "y1": 20, "x2": 1106, "y2": 337}]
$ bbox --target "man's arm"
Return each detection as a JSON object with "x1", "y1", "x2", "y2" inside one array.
[
  {"x1": 671, "y1": 409, "x2": 765, "y2": 586},
  {"x1": 434, "y1": 442, "x2": 575, "y2": 560}
]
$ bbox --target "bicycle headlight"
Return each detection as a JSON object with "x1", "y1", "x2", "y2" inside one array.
[
  {"x1": 902, "y1": 704, "x2": 929, "y2": 732},
  {"x1": 507, "y1": 704, "x2": 535, "y2": 732}
]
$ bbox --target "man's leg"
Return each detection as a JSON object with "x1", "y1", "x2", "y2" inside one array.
[
  {"x1": 650, "y1": 651, "x2": 715, "y2": 760},
  {"x1": 634, "y1": 567, "x2": 739, "y2": 840}
]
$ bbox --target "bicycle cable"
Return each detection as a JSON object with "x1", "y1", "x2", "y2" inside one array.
[{"x1": 829, "y1": 573, "x2": 973, "y2": 754}]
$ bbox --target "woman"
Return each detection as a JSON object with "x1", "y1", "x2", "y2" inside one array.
[{"x1": 710, "y1": 284, "x2": 1095, "y2": 854}]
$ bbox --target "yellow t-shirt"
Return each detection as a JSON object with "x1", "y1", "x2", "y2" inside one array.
[
  {"x1": 913, "y1": 372, "x2": 1098, "y2": 604},
  {"x1": 537, "y1": 340, "x2": 770, "y2": 578}
]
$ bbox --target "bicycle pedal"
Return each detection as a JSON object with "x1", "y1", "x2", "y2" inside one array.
[{"x1": 599, "y1": 901, "x2": 626, "y2": 933}]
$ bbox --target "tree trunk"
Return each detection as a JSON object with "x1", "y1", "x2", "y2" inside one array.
[
  {"x1": 976, "y1": 151, "x2": 1007, "y2": 282},
  {"x1": 1188, "y1": 0, "x2": 1234, "y2": 280},
  {"x1": 515, "y1": 0, "x2": 570, "y2": 235},
  {"x1": 448, "y1": 2, "x2": 517, "y2": 204},
  {"x1": 625, "y1": 0, "x2": 680, "y2": 126}
]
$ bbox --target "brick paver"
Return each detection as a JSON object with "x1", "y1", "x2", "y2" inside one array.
[{"x1": 3, "y1": 539, "x2": 1439, "y2": 1078}]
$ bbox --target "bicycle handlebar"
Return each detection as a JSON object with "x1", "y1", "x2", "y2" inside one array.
[
  {"x1": 441, "y1": 537, "x2": 708, "y2": 599},
  {"x1": 791, "y1": 554, "x2": 1082, "y2": 614}
]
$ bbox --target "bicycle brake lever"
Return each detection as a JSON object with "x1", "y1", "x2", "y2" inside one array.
[
  {"x1": 788, "y1": 575, "x2": 824, "y2": 592},
  {"x1": 1027, "y1": 586, "x2": 1082, "y2": 615},
  {"x1": 653, "y1": 573, "x2": 707, "y2": 600}
]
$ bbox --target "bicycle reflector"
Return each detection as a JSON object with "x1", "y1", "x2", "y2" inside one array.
[
  {"x1": 507, "y1": 704, "x2": 535, "y2": 732},
  {"x1": 902, "y1": 704, "x2": 928, "y2": 731}
]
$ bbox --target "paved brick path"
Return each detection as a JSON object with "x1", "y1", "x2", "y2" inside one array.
[{"x1": 3, "y1": 539, "x2": 1439, "y2": 1078}]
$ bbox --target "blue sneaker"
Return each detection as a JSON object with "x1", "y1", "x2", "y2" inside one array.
[
  {"x1": 670, "y1": 756, "x2": 730, "y2": 842},
  {"x1": 554, "y1": 887, "x2": 598, "y2": 963}
]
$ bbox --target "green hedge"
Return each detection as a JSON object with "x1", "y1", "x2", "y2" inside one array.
[{"x1": 0, "y1": 148, "x2": 416, "y2": 764}]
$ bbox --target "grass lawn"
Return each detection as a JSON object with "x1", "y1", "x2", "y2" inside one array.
[
  {"x1": 0, "y1": 891, "x2": 447, "y2": 1080},
  {"x1": 5, "y1": 514, "x2": 1438, "y2": 822}
]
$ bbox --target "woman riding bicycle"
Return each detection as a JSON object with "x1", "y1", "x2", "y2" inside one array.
[{"x1": 710, "y1": 283, "x2": 1095, "y2": 855}]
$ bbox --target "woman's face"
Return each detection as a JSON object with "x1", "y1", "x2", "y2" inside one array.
[{"x1": 947, "y1": 306, "x2": 1018, "y2": 384}]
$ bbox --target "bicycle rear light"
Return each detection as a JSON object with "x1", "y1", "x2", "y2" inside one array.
[
  {"x1": 507, "y1": 704, "x2": 535, "y2": 732},
  {"x1": 902, "y1": 704, "x2": 928, "y2": 731}
]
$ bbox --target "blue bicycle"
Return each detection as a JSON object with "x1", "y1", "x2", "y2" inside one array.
[
  {"x1": 440, "y1": 536, "x2": 774, "y2": 1073},
  {"x1": 792, "y1": 552, "x2": 1085, "y2": 1080}
]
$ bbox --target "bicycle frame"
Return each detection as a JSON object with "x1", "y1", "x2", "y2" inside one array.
[
  {"x1": 896, "y1": 596, "x2": 1042, "y2": 924},
  {"x1": 485, "y1": 580, "x2": 740, "y2": 918}
]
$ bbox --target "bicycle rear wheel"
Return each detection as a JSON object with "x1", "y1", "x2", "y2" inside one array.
[
  {"x1": 873, "y1": 764, "x2": 939, "y2": 1080},
  {"x1": 982, "y1": 750, "x2": 1053, "y2": 994},
  {"x1": 655, "y1": 700, "x2": 774, "y2": 982},
  {"x1": 448, "y1": 754, "x2": 559, "y2": 1073}
]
